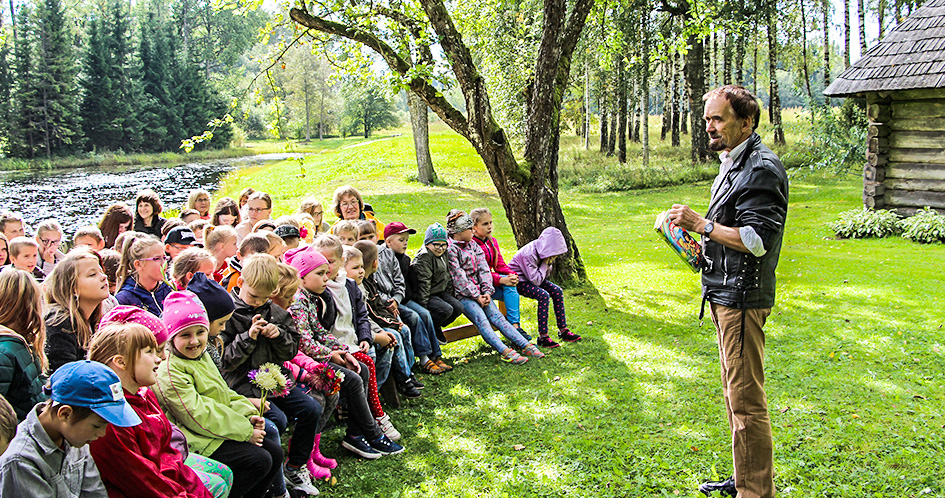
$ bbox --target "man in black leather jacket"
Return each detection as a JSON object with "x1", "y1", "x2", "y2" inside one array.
[{"x1": 669, "y1": 85, "x2": 788, "y2": 498}]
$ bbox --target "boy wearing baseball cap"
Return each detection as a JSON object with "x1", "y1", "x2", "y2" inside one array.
[{"x1": 0, "y1": 360, "x2": 141, "y2": 497}]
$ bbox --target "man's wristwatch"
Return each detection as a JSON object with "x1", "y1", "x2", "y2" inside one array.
[{"x1": 703, "y1": 221, "x2": 714, "y2": 239}]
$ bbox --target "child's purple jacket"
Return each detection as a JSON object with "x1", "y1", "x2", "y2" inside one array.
[{"x1": 508, "y1": 227, "x2": 567, "y2": 286}]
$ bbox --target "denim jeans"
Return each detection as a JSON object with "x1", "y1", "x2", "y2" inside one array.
[
  {"x1": 265, "y1": 385, "x2": 322, "y2": 467},
  {"x1": 393, "y1": 307, "x2": 416, "y2": 365},
  {"x1": 459, "y1": 298, "x2": 530, "y2": 353},
  {"x1": 402, "y1": 300, "x2": 442, "y2": 358},
  {"x1": 374, "y1": 327, "x2": 412, "y2": 386},
  {"x1": 491, "y1": 284, "x2": 522, "y2": 325}
]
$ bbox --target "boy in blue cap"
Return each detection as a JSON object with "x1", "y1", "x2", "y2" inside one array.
[{"x1": 0, "y1": 360, "x2": 141, "y2": 497}]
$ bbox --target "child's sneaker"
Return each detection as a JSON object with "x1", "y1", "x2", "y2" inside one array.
[
  {"x1": 369, "y1": 434, "x2": 405, "y2": 456},
  {"x1": 408, "y1": 374, "x2": 425, "y2": 389},
  {"x1": 375, "y1": 414, "x2": 401, "y2": 441},
  {"x1": 537, "y1": 336, "x2": 560, "y2": 349},
  {"x1": 397, "y1": 380, "x2": 422, "y2": 399},
  {"x1": 514, "y1": 325, "x2": 532, "y2": 341},
  {"x1": 283, "y1": 465, "x2": 320, "y2": 496},
  {"x1": 500, "y1": 348, "x2": 528, "y2": 365},
  {"x1": 341, "y1": 435, "x2": 382, "y2": 459},
  {"x1": 522, "y1": 343, "x2": 545, "y2": 358},
  {"x1": 558, "y1": 328, "x2": 582, "y2": 342}
]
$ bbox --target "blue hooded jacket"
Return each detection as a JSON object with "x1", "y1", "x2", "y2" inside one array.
[{"x1": 115, "y1": 277, "x2": 174, "y2": 317}]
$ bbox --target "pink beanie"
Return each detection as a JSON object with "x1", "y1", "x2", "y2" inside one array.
[
  {"x1": 100, "y1": 306, "x2": 169, "y2": 346},
  {"x1": 162, "y1": 291, "x2": 211, "y2": 338},
  {"x1": 284, "y1": 245, "x2": 328, "y2": 278}
]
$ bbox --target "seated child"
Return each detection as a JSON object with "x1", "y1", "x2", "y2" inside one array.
[
  {"x1": 0, "y1": 395, "x2": 14, "y2": 454},
  {"x1": 350, "y1": 242, "x2": 421, "y2": 399},
  {"x1": 220, "y1": 254, "x2": 321, "y2": 497},
  {"x1": 470, "y1": 208, "x2": 530, "y2": 340},
  {"x1": 203, "y1": 225, "x2": 238, "y2": 284},
  {"x1": 0, "y1": 360, "x2": 141, "y2": 497},
  {"x1": 98, "y1": 305, "x2": 232, "y2": 497},
  {"x1": 34, "y1": 219, "x2": 65, "y2": 276},
  {"x1": 331, "y1": 220, "x2": 359, "y2": 246},
  {"x1": 88, "y1": 323, "x2": 218, "y2": 498},
  {"x1": 269, "y1": 262, "x2": 339, "y2": 479},
  {"x1": 311, "y1": 235, "x2": 402, "y2": 442},
  {"x1": 115, "y1": 233, "x2": 173, "y2": 317},
  {"x1": 0, "y1": 234, "x2": 7, "y2": 266},
  {"x1": 6, "y1": 237, "x2": 45, "y2": 281},
  {"x1": 165, "y1": 226, "x2": 197, "y2": 261},
  {"x1": 179, "y1": 209, "x2": 201, "y2": 225},
  {"x1": 219, "y1": 232, "x2": 270, "y2": 293},
  {"x1": 409, "y1": 223, "x2": 464, "y2": 362},
  {"x1": 285, "y1": 244, "x2": 404, "y2": 460},
  {"x1": 0, "y1": 269, "x2": 48, "y2": 420},
  {"x1": 152, "y1": 291, "x2": 282, "y2": 498},
  {"x1": 376, "y1": 223, "x2": 447, "y2": 375},
  {"x1": 509, "y1": 226, "x2": 581, "y2": 347},
  {"x1": 72, "y1": 227, "x2": 106, "y2": 252},
  {"x1": 182, "y1": 272, "x2": 235, "y2": 370},
  {"x1": 356, "y1": 220, "x2": 378, "y2": 243},
  {"x1": 274, "y1": 224, "x2": 302, "y2": 252},
  {"x1": 445, "y1": 210, "x2": 544, "y2": 365},
  {"x1": 170, "y1": 248, "x2": 216, "y2": 290},
  {"x1": 0, "y1": 212, "x2": 25, "y2": 241},
  {"x1": 296, "y1": 199, "x2": 330, "y2": 235},
  {"x1": 45, "y1": 249, "x2": 110, "y2": 374}
]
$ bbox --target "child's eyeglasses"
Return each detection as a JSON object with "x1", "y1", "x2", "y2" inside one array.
[
  {"x1": 138, "y1": 255, "x2": 171, "y2": 263},
  {"x1": 39, "y1": 237, "x2": 62, "y2": 246},
  {"x1": 430, "y1": 242, "x2": 448, "y2": 250}
]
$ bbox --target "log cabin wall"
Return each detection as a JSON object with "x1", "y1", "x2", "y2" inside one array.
[{"x1": 881, "y1": 89, "x2": 945, "y2": 214}]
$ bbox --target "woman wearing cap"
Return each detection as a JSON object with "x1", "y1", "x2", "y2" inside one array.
[{"x1": 330, "y1": 185, "x2": 386, "y2": 241}]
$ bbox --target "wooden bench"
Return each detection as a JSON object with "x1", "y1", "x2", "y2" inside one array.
[
  {"x1": 443, "y1": 301, "x2": 507, "y2": 342},
  {"x1": 379, "y1": 302, "x2": 508, "y2": 408}
]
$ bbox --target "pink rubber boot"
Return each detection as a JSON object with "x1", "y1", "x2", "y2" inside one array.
[
  {"x1": 311, "y1": 434, "x2": 337, "y2": 469},
  {"x1": 306, "y1": 457, "x2": 331, "y2": 481}
]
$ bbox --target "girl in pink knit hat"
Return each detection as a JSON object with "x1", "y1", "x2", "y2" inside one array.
[{"x1": 152, "y1": 291, "x2": 285, "y2": 498}]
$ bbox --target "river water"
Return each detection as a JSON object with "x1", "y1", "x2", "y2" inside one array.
[{"x1": 0, "y1": 153, "x2": 301, "y2": 238}]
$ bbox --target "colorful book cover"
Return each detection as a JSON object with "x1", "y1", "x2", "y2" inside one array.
[{"x1": 654, "y1": 211, "x2": 704, "y2": 273}]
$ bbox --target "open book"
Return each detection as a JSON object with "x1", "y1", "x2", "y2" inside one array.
[{"x1": 654, "y1": 211, "x2": 704, "y2": 273}]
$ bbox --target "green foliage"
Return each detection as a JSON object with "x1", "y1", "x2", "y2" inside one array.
[
  {"x1": 340, "y1": 78, "x2": 399, "y2": 138},
  {"x1": 826, "y1": 207, "x2": 902, "y2": 239},
  {"x1": 787, "y1": 100, "x2": 866, "y2": 174},
  {"x1": 898, "y1": 207, "x2": 945, "y2": 244}
]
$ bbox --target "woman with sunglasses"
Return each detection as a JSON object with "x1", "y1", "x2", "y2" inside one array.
[{"x1": 115, "y1": 233, "x2": 173, "y2": 318}]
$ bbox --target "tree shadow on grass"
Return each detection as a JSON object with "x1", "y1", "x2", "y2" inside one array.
[{"x1": 315, "y1": 272, "x2": 945, "y2": 497}]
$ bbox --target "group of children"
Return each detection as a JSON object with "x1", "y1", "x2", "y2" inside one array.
[{"x1": 0, "y1": 184, "x2": 580, "y2": 498}]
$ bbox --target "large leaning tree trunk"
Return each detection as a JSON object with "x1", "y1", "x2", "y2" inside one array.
[
  {"x1": 407, "y1": 91, "x2": 437, "y2": 185},
  {"x1": 289, "y1": 0, "x2": 593, "y2": 283}
]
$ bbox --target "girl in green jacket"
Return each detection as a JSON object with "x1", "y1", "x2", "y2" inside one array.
[{"x1": 152, "y1": 290, "x2": 285, "y2": 498}]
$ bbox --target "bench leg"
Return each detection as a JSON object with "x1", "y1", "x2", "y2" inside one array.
[{"x1": 379, "y1": 379, "x2": 401, "y2": 409}]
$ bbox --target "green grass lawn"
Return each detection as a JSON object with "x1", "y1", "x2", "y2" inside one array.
[{"x1": 217, "y1": 125, "x2": 945, "y2": 497}]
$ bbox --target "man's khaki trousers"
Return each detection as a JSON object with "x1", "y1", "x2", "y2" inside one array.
[{"x1": 710, "y1": 303, "x2": 775, "y2": 498}]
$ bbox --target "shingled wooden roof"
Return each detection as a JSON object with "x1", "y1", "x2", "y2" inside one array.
[{"x1": 824, "y1": 0, "x2": 945, "y2": 97}]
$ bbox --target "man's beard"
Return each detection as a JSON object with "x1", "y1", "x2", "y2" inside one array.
[{"x1": 708, "y1": 136, "x2": 728, "y2": 152}]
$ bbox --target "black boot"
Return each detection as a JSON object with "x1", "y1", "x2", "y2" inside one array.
[{"x1": 698, "y1": 477, "x2": 736, "y2": 497}]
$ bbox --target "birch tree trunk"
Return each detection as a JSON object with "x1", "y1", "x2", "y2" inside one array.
[{"x1": 768, "y1": 7, "x2": 785, "y2": 145}]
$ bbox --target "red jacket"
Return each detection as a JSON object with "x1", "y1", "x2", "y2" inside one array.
[
  {"x1": 472, "y1": 235, "x2": 516, "y2": 287},
  {"x1": 90, "y1": 387, "x2": 212, "y2": 498}
]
